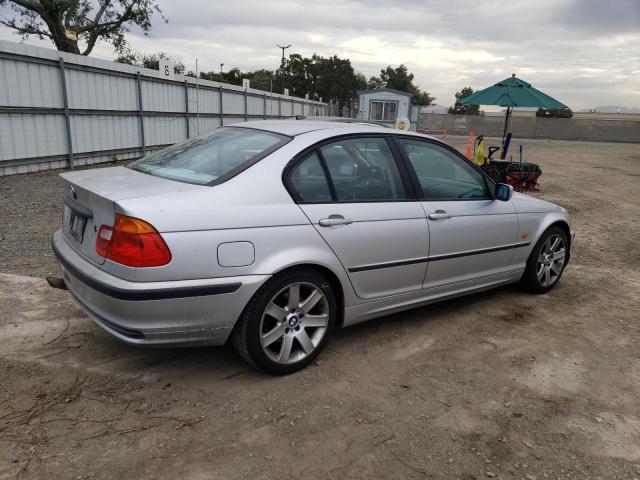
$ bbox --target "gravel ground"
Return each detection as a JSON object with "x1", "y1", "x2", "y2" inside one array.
[
  {"x1": 1, "y1": 137, "x2": 639, "y2": 479},
  {"x1": 0, "y1": 159, "x2": 129, "y2": 277}
]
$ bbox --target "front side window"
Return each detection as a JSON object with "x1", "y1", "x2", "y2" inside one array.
[
  {"x1": 130, "y1": 127, "x2": 289, "y2": 185},
  {"x1": 398, "y1": 139, "x2": 490, "y2": 200},
  {"x1": 319, "y1": 137, "x2": 406, "y2": 202},
  {"x1": 370, "y1": 101, "x2": 398, "y2": 122}
]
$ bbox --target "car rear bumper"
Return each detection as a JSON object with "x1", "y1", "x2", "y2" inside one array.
[{"x1": 52, "y1": 230, "x2": 269, "y2": 346}]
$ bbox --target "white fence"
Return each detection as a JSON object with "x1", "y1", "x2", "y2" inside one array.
[{"x1": 0, "y1": 40, "x2": 328, "y2": 176}]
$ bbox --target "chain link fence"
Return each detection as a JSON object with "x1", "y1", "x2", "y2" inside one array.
[{"x1": 419, "y1": 113, "x2": 640, "y2": 143}]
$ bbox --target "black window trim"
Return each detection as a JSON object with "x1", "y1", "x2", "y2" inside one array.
[
  {"x1": 390, "y1": 135, "x2": 497, "y2": 202},
  {"x1": 130, "y1": 126, "x2": 293, "y2": 187},
  {"x1": 282, "y1": 132, "x2": 419, "y2": 205}
]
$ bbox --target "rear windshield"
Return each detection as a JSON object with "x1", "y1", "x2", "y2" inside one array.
[{"x1": 129, "y1": 127, "x2": 290, "y2": 185}]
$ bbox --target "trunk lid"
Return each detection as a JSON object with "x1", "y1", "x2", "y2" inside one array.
[{"x1": 60, "y1": 166, "x2": 200, "y2": 265}]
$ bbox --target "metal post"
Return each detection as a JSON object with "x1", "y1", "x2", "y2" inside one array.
[
  {"x1": 278, "y1": 98, "x2": 282, "y2": 118},
  {"x1": 219, "y1": 86, "x2": 224, "y2": 126},
  {"x1": 500, "y1": 106, "x2": 512, "y2": 159},
  {"x1": 244, "y1": 90, "x2": 248, "y2": 122},
  {"x1": 136, "y1": 72, "x2": 145, "y2": 156},
  {"x1": 58, "y1": 58, "x2": 74, "y2": 169},
  {"x1": 291, "y1": 99, "x2": 295, "y2": 117},
  {"x1": 263, "y1": 94, "x2": 267, "y2": 119},
  {"x1": 184, "y1": 80, "x2": 190, "y2": 139}
]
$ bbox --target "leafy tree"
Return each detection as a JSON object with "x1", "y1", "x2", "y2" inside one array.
[
  {"x1": 115, "y1": 51, "x2": 185, "y2": 75},
  {"x1": 0, "y1": 0, "x2": 164, "y2": 56},
  {"x1": 198, "y1": 68, "x2": 275, "y2": 90},
  {"x1": 190, "y1": 54, "x2": 367, "y2": 106},
  {"x1": 367, "y1": 64, "x2": 434, "y2": 106},
  {"x1": 448, "y1": 87, "x2": 480, "y2": 115},
  {"x1": 536, "y1": 107, "x2": 573, "y2": 118},
  {"x1": 248, "y1": 69, "x2": 276, "y2": 91},
  {"x1": 279, "y1": 54, "x2": 366, "y2": 105}
]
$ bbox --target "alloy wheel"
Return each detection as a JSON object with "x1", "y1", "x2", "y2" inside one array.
[
  {"x1": 536, "y1": 234, "x2": 566, "y2": 288},
  {"x1": 259, "y1": 282, "x2": 330, "y2": 364}
]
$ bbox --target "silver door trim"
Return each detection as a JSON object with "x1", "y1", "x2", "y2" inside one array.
[{"x1": 348, "y1": 242, "x2": 531, "y2": 273}]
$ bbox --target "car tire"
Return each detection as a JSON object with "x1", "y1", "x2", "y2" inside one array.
[
  {"x1": 520, "y1": 225, "x2": 569, "y2": 294},
  {"x1": 232, "y1": 268, "x2": 337, "y2": 375}
]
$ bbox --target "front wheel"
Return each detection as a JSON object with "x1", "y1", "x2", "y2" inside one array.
[
  {"x1": 520, "y1": 226, "x2": 569, "y2": 294},
  {"x1": 232, "y1": 269, "x2": 337, "y2": 375}
]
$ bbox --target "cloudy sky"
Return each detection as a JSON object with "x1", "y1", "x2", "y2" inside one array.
[{"x1": 1, "y1": 0, "x2": 639, "y2": 110}]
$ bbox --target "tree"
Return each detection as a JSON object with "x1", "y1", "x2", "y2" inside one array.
[
  {"x1": 195, "y1": 54, "x2": 366, "y2": 106},
  {"x1": 536, "y1": 107, "x2": 573, "y2": 118},
  {"x1": 367, "y1": 64, "x2": 434, "y2": 106},
  {"x1": 115, "y1": 51, "x2": 185, "y2": 75},
  {"x1": 448, "y1": 87, "x2": 480, "y2": 115},
  {"x1": 279, "y1": 54, "x2": 366, "y2": 105},
  {"x1": 248, "y1": 69, "x2": 275, "y2": 91},
  {"x1": 0, "y1": 0, "x2": 165, "y2": 56},
  {"x1": 199, "y1": 68, "x2": 248, "y2": 86}
]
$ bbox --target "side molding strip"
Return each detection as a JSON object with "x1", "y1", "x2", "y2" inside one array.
[{"x1": 348, "y1": 242, "x2": 531, "y2": 273}]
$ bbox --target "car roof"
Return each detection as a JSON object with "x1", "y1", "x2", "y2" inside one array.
[{"x1": 233, "y1": 119, "x2": 430, "y2": 138}]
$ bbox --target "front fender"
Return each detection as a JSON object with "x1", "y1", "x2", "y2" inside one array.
[{"x1": 515, "y1": 210, "x2": 572, "y2": 267}]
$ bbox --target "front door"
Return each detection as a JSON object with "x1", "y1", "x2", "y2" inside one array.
[
  {"x1": 285, "y1": 136, "x2": 429, "y2": 299},
  {"x1": 394, "y1": 137, "x2": 520, "y2": 289}
]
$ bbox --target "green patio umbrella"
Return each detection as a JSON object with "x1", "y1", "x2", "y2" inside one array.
[{"x1": 458, "y1": 74, "x2": 567, "y2": 158}]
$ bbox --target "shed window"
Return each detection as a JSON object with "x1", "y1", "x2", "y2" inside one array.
[{"x1": 370, "y1": 101, "x2": 398, "y2": 122}]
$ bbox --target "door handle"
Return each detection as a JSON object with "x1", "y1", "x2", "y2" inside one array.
[
  {"x1": 428, "y1": 210, "x2": 452, "y2": 220},
  {"x1": 319, "y1": 215, "x2": 353, "y2": 227}
]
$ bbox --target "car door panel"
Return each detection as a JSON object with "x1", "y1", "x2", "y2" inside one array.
[
  {"x1": 287, "y1": 136, "x2": 430, "y2": 300},
  {"x1": 394, "y1": 136, "x2": 520, "y2": 290},
  {"x1": 422, "y1": 200, "x2": 519, "y2": 289},
  {"x1": 299, "y1": 203, "x2": 429, "y2": 299}
]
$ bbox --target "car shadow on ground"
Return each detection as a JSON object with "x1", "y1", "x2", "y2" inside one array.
[{"x1": 73, "y1": 283, "x2": 526, "y2": 382}]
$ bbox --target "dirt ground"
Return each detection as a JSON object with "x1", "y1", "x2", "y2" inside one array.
[{"x1": 1, "y1": 137, "x2": 639, "y2": 480}]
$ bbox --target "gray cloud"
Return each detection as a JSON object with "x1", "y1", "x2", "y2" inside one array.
[{"x1": 1, "y1": 0, "x2": 638, "y2": 109}]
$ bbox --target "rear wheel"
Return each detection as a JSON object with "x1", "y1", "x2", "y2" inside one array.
[
  {"x1": 521, "y1": 226, "x2": 568, "y2": 293},
  {"x1": 232, "y1": 269, "x2": 336, "y2": 375}
]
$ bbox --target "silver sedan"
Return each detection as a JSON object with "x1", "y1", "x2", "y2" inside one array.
[{"x1": 52, "y1": 121, "x2": 573, "y2": 374}]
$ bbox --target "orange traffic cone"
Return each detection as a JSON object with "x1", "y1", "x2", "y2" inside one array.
[{"x1": 465, "y1": 131, "x2": 475, "y2": 159}]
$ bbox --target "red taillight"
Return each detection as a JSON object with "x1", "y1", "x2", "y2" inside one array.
[{"x1": 95, "y1": 215, "x2": 171, "y2": 267}]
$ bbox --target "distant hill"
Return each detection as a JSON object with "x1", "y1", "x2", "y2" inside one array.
[
  {"x1": 420, "y1": 104, "x2": 448, "y2": 114},
  {"x1": 579, "y1": 106, "x2": 640, "y2": 114}
]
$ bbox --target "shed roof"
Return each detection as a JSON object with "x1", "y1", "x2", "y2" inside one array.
[{"x1": 357, "y1": 88, "x2": 413, "y2": 98}]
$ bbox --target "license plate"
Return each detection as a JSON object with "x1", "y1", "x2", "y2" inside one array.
[{"x1": 68, "y1": 213, "x2": 87, "y2": 243}]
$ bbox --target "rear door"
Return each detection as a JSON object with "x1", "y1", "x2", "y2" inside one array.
[
  {"x1": 394, "y1": 137, "x2": 520, "y2": 289},
  {"x1": 285, "y1": 136, "x2": 429, "y2": 300}
]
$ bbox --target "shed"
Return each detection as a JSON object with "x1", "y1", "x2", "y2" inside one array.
[{"x1": 356, "y1": 88, "x2": 421, "y2": 130}]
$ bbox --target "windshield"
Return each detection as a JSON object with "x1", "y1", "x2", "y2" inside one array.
[{"x1": 129, "y1": 127, "x2": 290, "y2": 185}]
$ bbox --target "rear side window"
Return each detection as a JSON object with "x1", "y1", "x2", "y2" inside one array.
[
  {"x1": 319, "y1": 138, "x2": 406, "y2": 201},
  {"x1": 130, "y1": 127, "x2": 289, "y2": 185},
  {"x1": 288, "y1": 153, "x2": 333, "y2": 203}
]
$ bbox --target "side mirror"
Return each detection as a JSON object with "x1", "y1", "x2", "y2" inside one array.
[{"x1": 494, "y1": 183, "x2": 513, "y2": 202}]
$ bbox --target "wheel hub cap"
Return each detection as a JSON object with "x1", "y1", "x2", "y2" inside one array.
[{"x1": 287, "y1": 314, "x2": 299, "y2": 328}]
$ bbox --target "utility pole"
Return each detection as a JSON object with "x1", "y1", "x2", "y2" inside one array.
[
  {"x1": 276, "y1": 44, "x2": 291, "y2": 94},
  {"x1": 220, "y1": 63, "x2": 224, "y2": 77}
]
